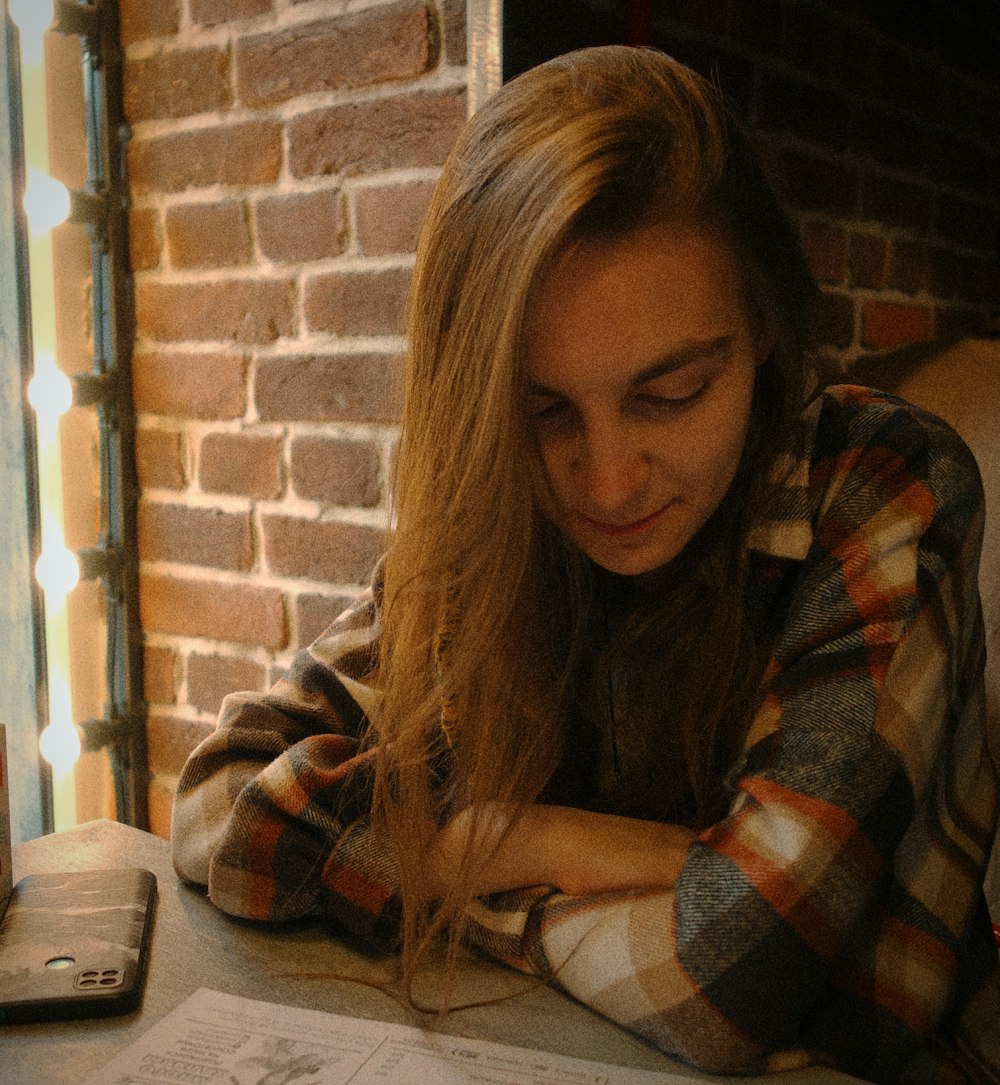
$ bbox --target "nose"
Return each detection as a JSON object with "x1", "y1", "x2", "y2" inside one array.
[{"x1": 574, "y1": 420, "x2": 650, "y2": 517}]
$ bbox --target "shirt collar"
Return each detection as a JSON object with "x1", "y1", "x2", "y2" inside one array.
[{"x1": 745, "y1": 394, "x2": 823, "y2": 563}]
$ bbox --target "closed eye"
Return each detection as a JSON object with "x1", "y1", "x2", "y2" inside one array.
[{"x1": 633, "y1": 382, "x2": 709, "y2": 412}]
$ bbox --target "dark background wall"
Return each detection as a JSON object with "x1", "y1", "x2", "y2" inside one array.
[{"x1": 504, "y1": 0, "x2": 1000, "y2": 370}]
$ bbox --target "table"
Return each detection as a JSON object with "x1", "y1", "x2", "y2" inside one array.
[{"x1": 4, "y1": 820, "x2": 869, "y2": 1084}]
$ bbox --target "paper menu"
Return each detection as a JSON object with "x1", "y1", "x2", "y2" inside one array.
[
  {"x1": 81, "y1": 987, "x2": 697, "y2": 1085},
  {"x1": 0, "y1": 723, "x2": 11, "y2": 918}
]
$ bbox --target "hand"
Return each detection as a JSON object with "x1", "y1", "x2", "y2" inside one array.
[{"x1": 427, "y1": 803, "x2": 695, "y2": 899}]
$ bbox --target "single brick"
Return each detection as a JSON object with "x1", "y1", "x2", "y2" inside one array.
[
  {"x1": 200, "y1": 431, "x2": 283, "y2": 499},
  {"x1": 147, "y1": 715, "x2": 215, "y2": 777},
  {"x1": 236, "y1": 1, "x2": 435, "y2": 107},
  {"x1": 254, "y1": 353, "x2": 401, "y2": 423},
  {"x1": 166, "y1": 200, "x2": 253, "y2": 269},
  {"x1": 119, "y1": 0, "x2": 180, "y2": 44},
  {"x1": 129, "y1": 121, "x2": 282, "y2": 195},
  {"x1": 290, "y1": 435, "x2": 381, "y2": 507},
  {"x1": 889, "y1": 241, "x2": 930, "y2": 295},
  {"x1": 139, "y1": 502, "x2": 254, "y2": 571},
  {"x1": 191, "y1": 0, "x2": 273, "y2": 27},
  {"x1": 143, "y1": 644, "x2": 179, "y2": 705},
  {"x1": 354, "y1": 181, "x2": 435, "y2": 256},
  {"x1": 133, "y1": 351, "x2": 247, "y2": 420},
  {"x1": 135, "y1": 278, "x2": 296, "y2": 344},
  {"x1": 128, "y1": 207, "x2": 162, "y2": 272},
  {"x1": 263, "y1": 515, "x2": 384, "y2": 585},
  {"x1": 848, "y1": 233, "x2": 889, "y2": 290},
  {"x1": 861, "y1": 300, "x2": 934, "y2": 351},
  {"x1": 304, "y1": 267, "x2": 410, "y2": 337},
  {"x1": 140, "y1": 573, "x2": 287, "y2": 649},
  {"x1": 135, "y1": 427, "x2": 186, "y2": 490},
  {"x1": 288, "y1": 87, "x2": 467, "y2": 179},
  {"x1": 187, "y1": 653, "x2": 266, "y2": 716},
  {"x1": 124, "y1": 48, "x2": 231, "y2": 124},
  {"x1": 256, "y1": 189, "x2": 346, "y2": 264}
]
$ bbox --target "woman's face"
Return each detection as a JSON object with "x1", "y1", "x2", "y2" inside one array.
[{"x1": 524, "y1": 220, "x2": 770, "y2": 577}]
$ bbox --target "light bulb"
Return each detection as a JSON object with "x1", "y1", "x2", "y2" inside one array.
[
  {"x1": 9, "y1": 0, "x2": 55, "y2": 67},
  {"x1": 39, "y1": 723, "x2": 81, "y2": 780},
  {"x1": 23, "y1": 170, "x2": 71, "y2": 234},
  {"x1": 35, "y1": 542, "x2": 81, "y2": 600},
  {"x1": 27, "y1": 353, "x2": 74, "y2": 421},
  {"x1": 8, "y1": 0, "x2": 55, "y2": 32}
]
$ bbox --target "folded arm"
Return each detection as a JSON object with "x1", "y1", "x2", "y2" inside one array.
[
  {"x1": 171, "y1": 584, "x2": 403, "y2": 945},
  {"x1": 428, "y1": 803, "x2": 696, "y2": 899},
  {"x1": 461, "y1": 396, "x2": 995, "y2": 1079}
]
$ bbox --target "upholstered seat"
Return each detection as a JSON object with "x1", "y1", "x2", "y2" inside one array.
[{"x1": 853, "y1": 328, "x2": 1000, "y2": 920}]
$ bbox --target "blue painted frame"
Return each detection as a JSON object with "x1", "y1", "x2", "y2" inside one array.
[{"x1": 0, "y1": 8, "x2": 53, "y2": 844}]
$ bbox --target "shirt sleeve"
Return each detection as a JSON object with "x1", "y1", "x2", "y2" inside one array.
[
  {"x1": 170, "y1": 569, "x2": 403, "y2": 948},
  {"x1": 461, "y1": 394, "x2": 995, "y2": 1079}
]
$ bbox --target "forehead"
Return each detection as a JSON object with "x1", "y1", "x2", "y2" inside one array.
[{"x1": 524, "y1": 222, "x2": 751, "y2": 387}]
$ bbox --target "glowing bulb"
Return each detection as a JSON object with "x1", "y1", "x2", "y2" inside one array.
[
  {"x1": 35, "y1": 541, "x2": 80, "y2": 601},
  {"x1": 8, "y1": 0, "x2": 55, "y2": 33},
  {"x1": 39, "y1": 672, "x2": 81, "y2": 780},
  {"x1": 23, "y1": 170, "x2": 70, "y2": 234},
  {"x1": 9, "y1": 0, "x2": 55, "y2": 66},
  {"x1": 27, "y1": 352, "x2": 74, "y2": 422},
  {"x1": 39, "y1": 725, "x2": 81, "y2": 780}
]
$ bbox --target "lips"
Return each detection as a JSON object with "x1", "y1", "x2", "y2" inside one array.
[{"x1": 582, "y1": 502, "x2": 672, "y2": 538}]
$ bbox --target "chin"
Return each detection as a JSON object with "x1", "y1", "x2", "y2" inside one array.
[{"x1": 586, "y1": 546, "x2": 677, "y2": 578}]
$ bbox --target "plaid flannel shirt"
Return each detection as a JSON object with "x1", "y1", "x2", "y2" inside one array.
[{"x1": 172, "y1": 385, "x2": 1000, "y2": 1083}]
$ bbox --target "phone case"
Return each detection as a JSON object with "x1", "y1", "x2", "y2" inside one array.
[{"x1": 0, "y1": 867, "x2": 156, "y2": 1024}]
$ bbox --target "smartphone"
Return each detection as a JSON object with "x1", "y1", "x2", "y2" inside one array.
[{"x1": 0, "y1": 867, "x2": 156, "y2": 1024}]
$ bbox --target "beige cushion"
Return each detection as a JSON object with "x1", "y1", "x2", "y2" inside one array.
[{"x1": 853, "y1": 336, "x2": 1000, "y2": 921}]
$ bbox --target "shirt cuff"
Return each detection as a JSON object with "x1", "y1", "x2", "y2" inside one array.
[{"x1": 320, "y1": 819, "x2": 402, "y2": 950}]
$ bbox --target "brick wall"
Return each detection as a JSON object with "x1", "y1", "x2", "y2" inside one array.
[
  {"x1": 120, "y1": 0, "x2": 467, "y2": 836},
  {"x1": 662, "y1": 1, "x2": 1000, "y2": 367},
  {"x1": 506, "y1": 0, "x2": 1000, "y2": 367},
  {"x1": 123, "y1": 0, "x2": 999, "y2": 837}
]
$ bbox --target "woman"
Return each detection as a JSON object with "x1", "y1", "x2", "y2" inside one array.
[{"x1": 172, "y1": 47, "x2": 1000, "y2": 1082}]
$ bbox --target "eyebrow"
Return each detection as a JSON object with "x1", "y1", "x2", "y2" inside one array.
[{"x1": 527, "y1": 334, "x2": 736, "y2": 398}]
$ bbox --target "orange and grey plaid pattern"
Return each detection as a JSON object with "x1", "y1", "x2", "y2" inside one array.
[{"x1": 172, "y1": 387, "x2": 1000, "y2": 1083}]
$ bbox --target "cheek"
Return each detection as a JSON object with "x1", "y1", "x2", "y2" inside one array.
[
  {"x1": 528, "y1": 439, "x2": 566, "y2": 519},
  {"x1": 531, "y1": 436, "x2": 570, "y2": 496},
  {"x1": 673, "y1": 381, "x2": 755, "y2": 490}
]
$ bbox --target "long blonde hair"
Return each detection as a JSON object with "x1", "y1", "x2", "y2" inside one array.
[{"x1": 371, "y1": 46, "x2": 816, "y2": 988}]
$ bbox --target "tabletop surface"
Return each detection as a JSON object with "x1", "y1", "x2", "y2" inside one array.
[{"x1": 3, "y1": 820, "x2": 869, "y2": 1084}]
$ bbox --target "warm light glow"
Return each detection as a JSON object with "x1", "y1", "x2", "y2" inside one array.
[
  {"x1": 39, "y1": 725, "x2": 81, "y2": 779},
  {"x1": 8, "y1": 0, "x2": 55, "y2": 66},
  {"x1": 34, "y1": 533, "x2": 80, "y2": 601},
  {"x1": 23, "y1": 169, "x2": 70, "y2": 234},
  {"x1": 27, "y1": 351, "x2": 73, "y2": 423},
  {"x1": 38, "y1": 670, "x2": 81, "y2": 780},
  {"x1": 17, "y1": 9, "x2": 80, "y2": 826}
]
